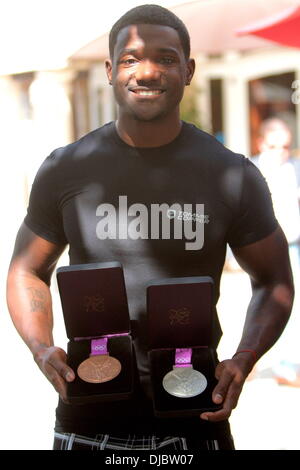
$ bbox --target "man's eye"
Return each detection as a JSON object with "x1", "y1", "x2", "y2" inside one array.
[
  {"x1": 120, "y1": 58, "x2": 138, "y2": 65},
  {"x1": 159, "y1": 57, "x2": 175, "y2": 64}
]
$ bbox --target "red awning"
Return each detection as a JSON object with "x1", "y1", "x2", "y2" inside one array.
[
  {"x1": 71, "y1": 0, "x2": 300, "y2": 61},
  {"x1": 170, "y1": 0, "x2": 297, "y2": 54},
  {"x1": 236, "y1": 5, "x2": 300, "y2": 48}
]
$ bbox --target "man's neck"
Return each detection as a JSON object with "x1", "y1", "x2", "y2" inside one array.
[{"x1": 116, "y1": 113, "x2": 182, "y2": 148}]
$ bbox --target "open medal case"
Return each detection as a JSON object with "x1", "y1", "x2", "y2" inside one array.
[
  {"x1": 56, "y1": 262, "x2": 133, "y2": 405},
  {"x1": 147, "y1": 276, "x2": 222, "y2": 417}
]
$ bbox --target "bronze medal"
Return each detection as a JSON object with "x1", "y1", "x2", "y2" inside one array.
[{"x1": 77, "y1": 355, "x2": 121, "y2": 383}]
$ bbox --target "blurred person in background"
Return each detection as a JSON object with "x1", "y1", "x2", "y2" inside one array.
[
  {"x1": 253, "y1": 118, "x2": 300, "y2": 258},
  {"x1": 252, "y1": 117, "x2": 300, "y2": 385}
]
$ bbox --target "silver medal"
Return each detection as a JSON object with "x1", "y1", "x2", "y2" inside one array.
[{"x1": 162, "y1": 366, "x2": 207, "y2": 398}]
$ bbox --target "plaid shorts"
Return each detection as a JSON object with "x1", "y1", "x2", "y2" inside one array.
[{"x1": 53, "y1": 433, "x2": 223, "y2": 451}]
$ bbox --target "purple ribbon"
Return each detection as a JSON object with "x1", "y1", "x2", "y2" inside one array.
[
  {"x1": 90, "y1": 337, "x2": 108, "y2": 356},
  {"x1": 175, "y1": 348, "x2": 192, "y2": 368}
]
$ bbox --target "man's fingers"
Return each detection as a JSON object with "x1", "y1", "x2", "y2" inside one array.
[
  {"x1": 48, "y1": 355, "x2": 75, "y2": 382},
  {"x1": 200, "y1": 406, "x2": 231, "y2": 422},
  {"x1": 201, "y1": 382, "x2": 241, "y2": 422},
  {"x1": 200, "y1": 360, "x2": 246, "y2": 422},
  {"x1": 227, "y1": 376, "x2": 244, "y2": 409},
  {"x1": 34, "y1": 346, "x2": 75, "y2": 401},
  {"x1": 201, "y1": 384, "x2": 235, "y2": 422},
  {"x1": 46, "y1": 365, "x2": 69, "y2": 401},
  {"x1": 47, "y1": 347, "x2": 75, "y2": 382},
  {"x1": 212, "y1": 363, "x2": 233, "y2": 404}
]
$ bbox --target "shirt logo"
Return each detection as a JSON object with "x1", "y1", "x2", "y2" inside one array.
[
  {"x1": 167, "y1": 209, "x2": 209, "y2": 224},
  {"x1": 95, "y1": 196, "x2": 209, "y2": 251}
]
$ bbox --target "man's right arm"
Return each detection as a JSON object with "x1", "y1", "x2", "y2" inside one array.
[{"x1": 6, "y1": 223, "x2": 75, "y2": 402}]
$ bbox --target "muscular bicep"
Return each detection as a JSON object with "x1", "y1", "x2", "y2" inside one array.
[
  {"x1": 9, "y1": 222, "x2": 67, "y2": 284},
  {"x1": 232, "y1": 226, "x2": 293, "y2": 287}
]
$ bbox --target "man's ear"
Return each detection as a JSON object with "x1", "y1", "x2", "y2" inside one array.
[
  {"x1": 105, "y1": 59, "x2": 113, "y2": 85},
  {"x1": 186, "y1": 58, "x2": 195, "y2": 86}
]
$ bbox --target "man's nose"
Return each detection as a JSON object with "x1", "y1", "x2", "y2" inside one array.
[{"x1": 134, "y1": 60, "x2": 161, "y2": 82}]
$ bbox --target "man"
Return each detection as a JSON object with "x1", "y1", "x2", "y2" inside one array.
[{"x1": 7, "y1": 5, "x2": 293, "y2": 451}]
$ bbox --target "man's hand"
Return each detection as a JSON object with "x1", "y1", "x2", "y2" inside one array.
[
  {"x1": 200, "y1": 353, "x2": 254, "y2": 422},
  {"x1": 200, "y1": 227, "x2": 294, "y2": 422},
  {"x1": 6, "y1": 225, "x2": 73, "y2": 402},
  {"x1": 33, "y1": 345, "x2": 75, "y2": 403}
]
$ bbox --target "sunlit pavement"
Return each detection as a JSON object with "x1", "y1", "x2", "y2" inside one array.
[{"x1": 218, "y1": 270, "x2": 300, "y2": 450}]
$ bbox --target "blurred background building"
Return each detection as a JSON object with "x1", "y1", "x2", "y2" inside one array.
[{"x1": 2, "y1": 1, "x2": 300, "y2": 181}]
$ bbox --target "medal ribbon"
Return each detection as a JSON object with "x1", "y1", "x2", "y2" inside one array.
[
  {"x1": 175, "y1": 348, "x2": 192, "y2": 368},
  {"x1": 90, "y1": 337, "x2": 108, "y2": 356}
]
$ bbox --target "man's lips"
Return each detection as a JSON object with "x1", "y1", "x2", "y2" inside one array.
[{"x1": 128, "y1": 87, "x2": 165, "y2": 96}]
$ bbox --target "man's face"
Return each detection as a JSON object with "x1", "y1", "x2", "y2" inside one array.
[{"x1": 106, "y1": 24, "x2": 195, "y2": 122}]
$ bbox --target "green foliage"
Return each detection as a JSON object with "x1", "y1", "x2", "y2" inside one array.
[{"x1": 180, "y1": 83, "x2": 201, "y2": 128}]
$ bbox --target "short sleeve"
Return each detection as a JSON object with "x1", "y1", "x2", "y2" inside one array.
[
  {"x1": 24, "y1": 152, "x2": 67, "y2": 245},
  {"x1": 227, "y1": 158, "x2": 278, "y2": 248}
]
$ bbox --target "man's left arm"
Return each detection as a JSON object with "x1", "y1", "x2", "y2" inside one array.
[{"x1": 200, "y1": 226, "x2": 294, "y2": 422}]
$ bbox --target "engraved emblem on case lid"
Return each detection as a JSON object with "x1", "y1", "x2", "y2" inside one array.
[
  {"x1": 162, "y1": 366, "x2": 207, "y2": 398},
  {"x1": 168, "y1": 307, "x2": 191, "y2": 326},
  {"x1": 83, "y1": 294, "x2": 105, "y2": 313}
]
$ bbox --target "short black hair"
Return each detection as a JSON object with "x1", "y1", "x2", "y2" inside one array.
[{"x1": 109, "y1": 4, "x2": 190, "y2": 60}]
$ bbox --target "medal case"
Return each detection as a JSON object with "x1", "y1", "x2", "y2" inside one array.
[
  {"x1": 147, "y1": 276, "x2": 222, "y2": 417},
  {"x1": 56, "y1": 262, "x2": 134, "y2": 405}
]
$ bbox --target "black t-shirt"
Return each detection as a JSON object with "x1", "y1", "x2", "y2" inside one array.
[{"x1": 24, "y1": 121, "x2": 277, "y2": 436}]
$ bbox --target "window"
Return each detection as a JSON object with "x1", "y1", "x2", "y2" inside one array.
[
  {"x1": 12, "y1": 72, "x2": 34, "y2": 120},
  {"x1": 249, "y1": 72, "x2": 296, "y2": 155},
  {"x1": 210, "y1": 79, "x2": 224, "y2": 144},
  {"x1": 71, "y1": 71, "x2": 90, "y2": 140}
]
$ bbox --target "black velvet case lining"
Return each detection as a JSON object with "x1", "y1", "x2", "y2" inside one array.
[
  {"x1": 66, "y1": 336, "x2": 133, "y2": 405},
  {"x1": 149, "y1": 347, "x2": 222, "y2": 417}
]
